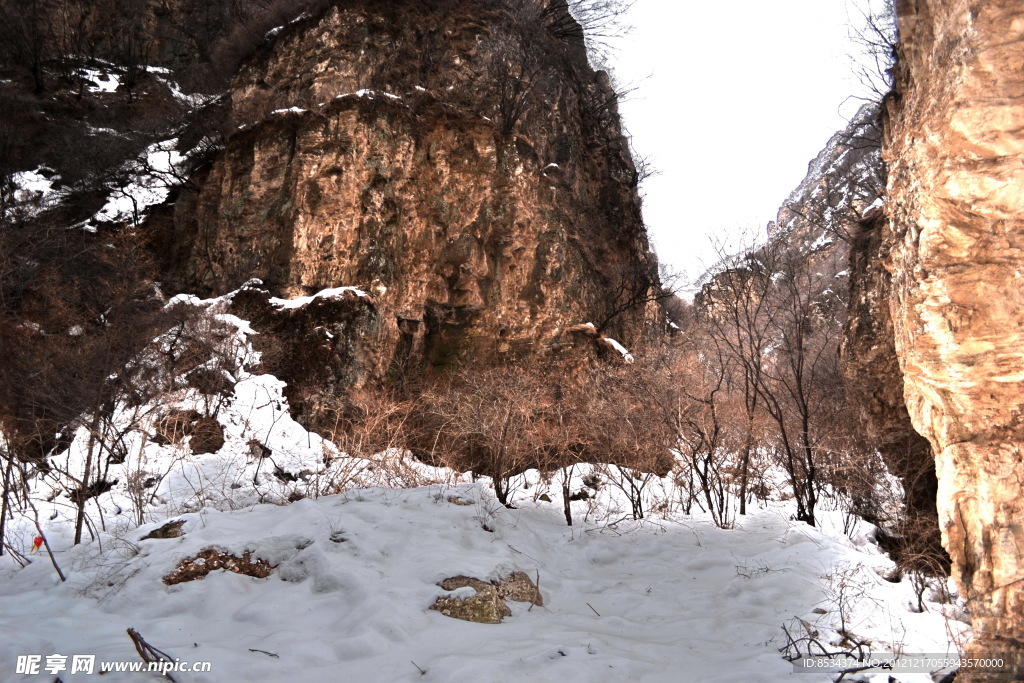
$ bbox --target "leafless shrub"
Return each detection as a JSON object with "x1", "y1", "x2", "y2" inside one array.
[
  {"x1": 696, "y1": 237, "x2": 847, "y2": 527},
  {"x1": 477, "y1": 31, "x2": 550, "y2": 136},
  {"x1": 539, "y1": 0, "x2": 633, "y2": 54},
  {"x1": 417, "y1": 364, "x2": 544, "y2": 507},
  {"x1": 209, "y1": 0, "x2": 330, "y2": 82}
]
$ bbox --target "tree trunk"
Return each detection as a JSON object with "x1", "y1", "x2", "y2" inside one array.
[
  {"x1": 0, "y1": 441, "x2": 14, "y2": 556},
  {"x1": 561, "y1": 466, "x2": 573, "y2": 527},
  {"x1": 74, "y1": 411, "x2": 102, "y2": 545}
]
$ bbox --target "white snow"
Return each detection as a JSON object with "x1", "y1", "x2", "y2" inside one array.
[
  {"x1": 573, "y1": 323, "x2": 635, "y2": 364},
  {"x1": 271, "y1": 107, "x2": 307, "y2": 116},
  {"x1": 268, "y1": 286, "x2": 368, "y2": 310},
  {"x1": 602, "y1": 336, "x2": 635, "y2": 364},
  {"x1": 80, "y1": 68, "x2": 120, "y2": 93},
  {"x1": 333, "y1": 90, "x2": 402, "y2": 102},
  {"x1": 157, "y1": 77, "x2": 218, "y2": 109},
  {"x1": 809, "y1": 230, "x2": 836, "y2": 252},
  {"x1": 862, "y1": 196, "x2": 885, "y2": 218},
  {"x1": 88, "y1": 139, "x2": 185, "y2": 227},
  {"x1": 0, "y1": 476, "x2": 965, "y2": 683},
  {"x1": 8, "y1": 168, "x2": 62, "y2": 213},
  {"x1": 0, "y1": 290, "x2": 968, "y2": 683}
]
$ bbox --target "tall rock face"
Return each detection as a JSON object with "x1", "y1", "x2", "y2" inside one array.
[
  {"x1": 163, "y1": 0, "x2": 655, "y2": 401},
  {"x1": 772, "y1": 102, "x2": 884, "y2": 249},
  {"x1": 857, "y1": 0, "x2": 1024, "y2": 674},
  {"x1": 841, "y1": 207, "x2": 940, "y2": 556}
]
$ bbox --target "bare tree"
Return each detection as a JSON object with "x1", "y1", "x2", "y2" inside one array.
[
  {"x1": 0, "y1": 0, "x2": 55, "y2": 93},
  {"x1": 697, "y1": 242, "x2": 777, "y2": 517},
  {"x1": 420, "y1": 364, "x2": 546, "y2": 507},
  {"x1": 478, "y1": 31, "x2": 550, "y2": 137},
  {"x1": 0, "y1": 432, "x2": 16, "y2": 557},
  {"x1": 696, "y1": 235, "x2": 848, "y2": 526},
  {"x1": 848, "y1": 0, "x2": 897, "y2": 102},
  {"x1": 538, "y1": 0, "x2": 634, "y2": 51},
  {"x1": 0, "y1": 214, "x2": 166, "y2": 544},
  {"x1": 762, "y1": 243, "x2": 846, "y2": 526}
]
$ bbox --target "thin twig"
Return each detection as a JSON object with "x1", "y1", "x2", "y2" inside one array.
[
  {"x1": 586, "y1": 602, "x2": 601, "y2": 617},
  {"x1": 25, "y1": 495, "x2": 65, "y2": 581},
  {"x1": 127, "y1": 628, "x2": 178, "y2": 682},
  {"x1": 834, "y1": 662, "x2": 891, "y2": 682}
]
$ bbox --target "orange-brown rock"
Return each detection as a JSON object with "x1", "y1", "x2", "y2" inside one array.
[
  {"x1": 166, "y1": 0, "x2": 657, "y2": 392},
  {"x1": 840, "y1": 209, "x2": 939, "y2": 553},
  {"x1": 879, "y1": 0, "x2": 1024, "y2": 676}
]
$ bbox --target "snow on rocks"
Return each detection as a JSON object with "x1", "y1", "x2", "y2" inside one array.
[
  {"x1": 327, "y1": 89, "x2": 403, "y2": 105},
  {"x1": 268, "y1": 286, "x2": 368, "y2": 310},
  {"x1": 80, "y1": 67, "x2": 120, "y2": 93},
  {"x1": 601, "y1": 335, "x2": 635, "y2": 364},
  {"x1": 565, "y1": 322, "x2": 635, "y2": 363},
  {"x1": 862, "y1": 195, "x2": 886, "y2": 219},
  {"x1": 157, "y1": 77, "x2": 219, "y2": 109}
]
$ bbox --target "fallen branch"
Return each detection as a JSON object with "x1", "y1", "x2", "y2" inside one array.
[
  {"x1": 127, "y1": 628, "x2": 178, "y2": 682},
  {"x1": 834, "y1": 662, "x2": 891, "y2": 682}
]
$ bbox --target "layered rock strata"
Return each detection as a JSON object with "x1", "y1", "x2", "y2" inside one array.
[{"x1": 875, "y1": 0, "x2": 1024, "y2": 675}]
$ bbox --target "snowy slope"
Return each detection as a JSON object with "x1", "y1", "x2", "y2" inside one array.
[
  {"x1": 0, "y1": 287, "x2": 967, "y2": 682},
  {"x1": 0, "y1": 482, "x2": 965, "y2": 683}
]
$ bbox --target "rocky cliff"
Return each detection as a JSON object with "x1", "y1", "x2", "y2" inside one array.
[
  {"x1": 847, "y1": 0, "x2": 1024, "y2": 675},
  {"x1": 159, "y1": 0, "x2": 657, "y2": 415},
  {"x1": 772, "y1": 102, "x2": 884, "y2": 249}
]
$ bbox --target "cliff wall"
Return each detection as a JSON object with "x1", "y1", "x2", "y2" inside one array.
[
  {"x1": 163, "y1": 0, "x2": 656, "y2": 400},
  {"x1": 858, "y1": 0, "x2": 1024, "y2": 674}
]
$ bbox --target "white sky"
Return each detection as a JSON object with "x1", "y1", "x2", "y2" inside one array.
[{"x1": 610, "y1": 0, "x2": 875, "y2": 288}]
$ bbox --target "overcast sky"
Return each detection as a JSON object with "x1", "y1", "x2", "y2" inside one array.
[{"x1": 610, "y1": 0, "x2": 876, "y2": 289}]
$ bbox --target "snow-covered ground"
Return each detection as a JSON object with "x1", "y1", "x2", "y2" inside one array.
[
  {"x1": 0, "y1": 481, "x2": 967, "y2": 682},
  {"x1": 0, "y1": 287, "x2": 968, "y2": 682}
]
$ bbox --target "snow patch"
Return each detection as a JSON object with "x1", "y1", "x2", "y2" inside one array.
[
  {"x1": 8, "y1": 168, "x2": 62, "y2": 213},
  {"x1": 333, "y1": 89, "x2": 402, "y2": 102},
  {"x1": 158, "y1": 77, "x2": 218, "y2": 109},
  {"x1": 268, "y1": 286, "x2": 368, "y2": 310},
  {"x1": 862, "y1": 195, "x2": 885, "y2": 217},
  {"x1": 603, "y1": 336, "x2": 635, "y2": 364},
  {"x1": 87, "y1": 138, "x2": 186, "y2": 227},
  {"x1": 80, "y1": 68, "x2": 120, "y2": 93}
]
